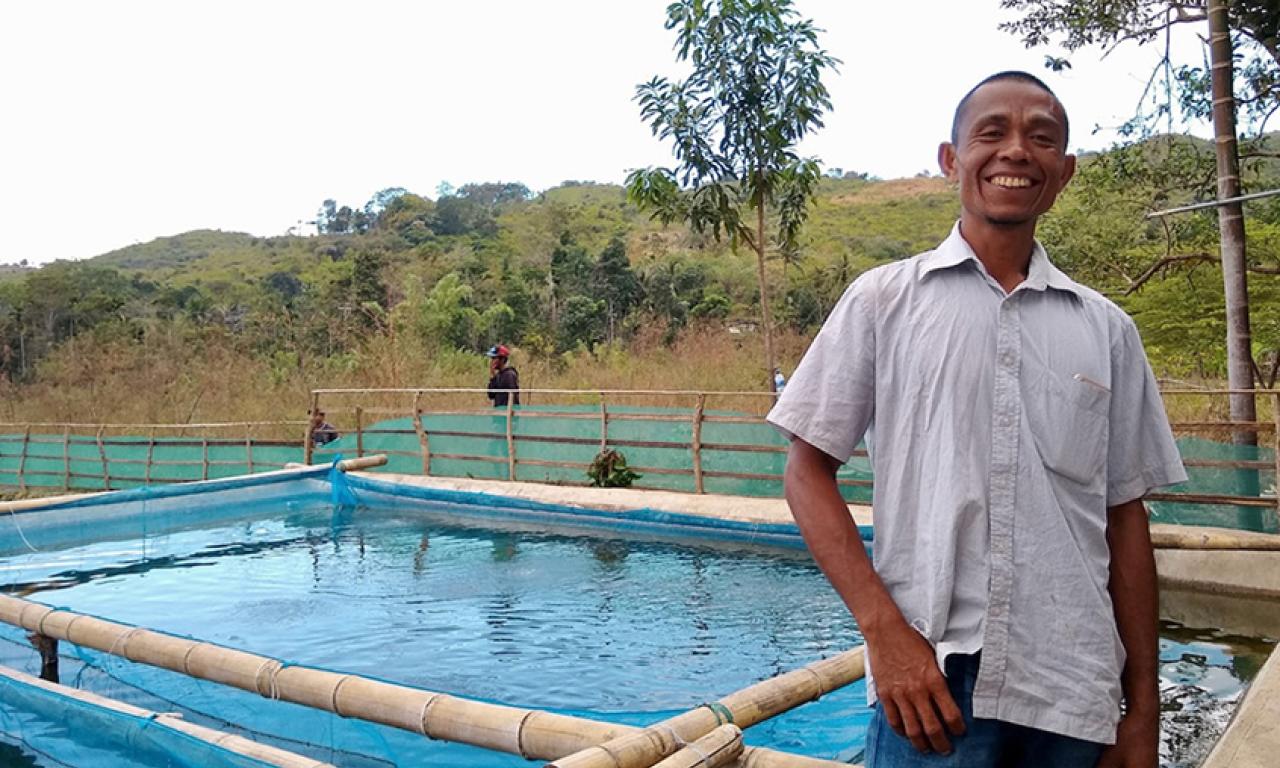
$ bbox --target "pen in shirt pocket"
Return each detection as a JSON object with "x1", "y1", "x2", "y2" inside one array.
[{"x1": 1072, "y1": 373, "x2": 1110, "y2": 393}]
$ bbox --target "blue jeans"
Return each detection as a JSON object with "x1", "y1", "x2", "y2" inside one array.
[{"x1": 865, "y1": 653, "x2": 1105, "y2": 768}]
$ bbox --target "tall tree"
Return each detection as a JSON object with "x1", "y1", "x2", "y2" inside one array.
[
  {"x1": 626, "y1": 0, "x2": 837, "y2": 391},
  {"x1": 1002, "y1": 0, "x2": 1279, "y2": 442}
]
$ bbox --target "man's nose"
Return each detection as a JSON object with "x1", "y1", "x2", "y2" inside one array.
[{"x1": 998, "y1": 133, "x2": 1031, "y2": 162}]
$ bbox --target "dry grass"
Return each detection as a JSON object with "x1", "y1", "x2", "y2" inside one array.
[{"x1": 828, "y1": 177, "x2": 951, "y2": 206}]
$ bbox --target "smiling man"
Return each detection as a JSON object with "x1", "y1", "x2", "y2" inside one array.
[{"x1": 768, "y1": 72, "x2": 1186, "y2": 767}]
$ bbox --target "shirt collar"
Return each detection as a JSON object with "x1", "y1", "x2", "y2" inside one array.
[{"x1": 918, "y1": 222, "x2": 1084, "y2": 297}]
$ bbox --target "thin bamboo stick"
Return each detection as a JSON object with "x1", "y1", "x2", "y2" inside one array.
[
  {"x1": 61, "y1": 424, "x2": 70, "y2": 491},
  {"x1": 201, "y1": 437, "x2": 210, "y2": 480},
  {"x1": 145, "y1": 427, "x2": 156, "y2": 484},
  {"x1": 548, "y1": 646, "x2": 866, "y2": 768},
  {"x1": 17, "y1": 426, "x2": 29, "y2": 494},
  {"x1": 303, "y1": 392, "x2": 319, "y2": 465},
  {"x1": 0, "y1": 596, "x2": 844, "y2": 768},
  {"x1": 506, "y1": 398, "x2": 516, "y2": 481},
  {"x1": 95, "y1": 426, "x2": 109, "y2": 490},
  {"x1": 650, "y1": 724, "x2": 742, "y2": 768},
  {"x1": 245, "y1": 423, "x2": 255, "y2": 474},
  {"x1": 599, "y1": 393, "x2": 608, "y2": 452},
  {"x1": 0, "y1": 665, "x2": 334, "y2": 768},
  {"x1": 692, "y1": 395, "x2": 706, "y2": 494},
  {"x1": 355, "y1": 406, "x2": 364, "y2": 459},
  {"x1": 1273, "y1": 392, "x2": 1279, "y2": 504},
  {"x1": 413, "y1": 391, "x2": 431, "y2": 476}
]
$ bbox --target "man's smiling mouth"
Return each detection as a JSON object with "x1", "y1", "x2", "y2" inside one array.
[{"x1": 987, "y1": 175, "x2": 1034, "y2": 189}]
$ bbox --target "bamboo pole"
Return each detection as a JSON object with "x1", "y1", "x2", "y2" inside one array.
[
  {"x1": 599, "y1": 393, "x2": 609, "y2": 452},
  {"x1": 245, "y1": 423, "x2": 255, "y2": 474},
  {"x1": 548, "y1": 646, "x2": 865, "y2": 768},
  {"x1": 145, "y1": 427, "x2": 156, "y2": 484},
  {"x1": 303, "y1": 392, "x2": 319, "y2": 465},
  {"x1": 0, "y1": 665, "x2": 334, "y2": 768},
  {"x1": 506, "y1": 397, "x2": 516, "y2": 481},
  {"x1": 1273, "y1": 392, "x2": 1279, "y2": 505},
  {"x1": 692, "y1": 394, "x2": 706, "y2": 495},
  {"x1": 650, "y1": 724, "x2": 742, "y2": 768},
  {"x1": 355, "y1": 406, "x2": 364, "y2": 459},
  {"x1": 61, "y1": 426, "x2": 70, "y2": 491},
  {"x1": 0, "y1": 596, "x2": 844, "y2": 768},
  {"x1": 17, "y1": 426, "x2": 29, "y2": 494},
  {"x1": 1150, "y1": 524, "x2": 1280, "y2": 551},
  {"x1": 412, "y1": 391, "x2": 431, "y2": 476},
  {"x1": 95, "y1": 426, "x2": 109, "y2": 490},
  {"x1": 201, "y1": 437, "x2": 210, "y2": 481}
]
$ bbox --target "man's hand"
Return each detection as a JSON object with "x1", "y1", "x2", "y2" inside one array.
[
  {"x1": 1097, "y1": 706, "x2": 1158, "y2": 768},
  {"x1": 867, "y1": 619, "x2": 965, "y2": 754}
]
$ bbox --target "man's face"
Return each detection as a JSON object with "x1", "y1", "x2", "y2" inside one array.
[{"x1": 938, "y1": 79, "x2": 1075, "y2": 229}]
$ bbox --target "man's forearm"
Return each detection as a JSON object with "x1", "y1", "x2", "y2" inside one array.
[
  {"x1": 784, "y1": 439, "x2": 903, "y2": 635},
  {"x1": 1106, "y1": 499, "x2": 1160, "y2": 715}
]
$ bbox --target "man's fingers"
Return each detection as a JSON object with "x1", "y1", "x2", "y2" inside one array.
[
  {"x1": 911, "y1": 693, "x2": 954, "y2": 755},
  {"x1": 927, "y1": 675, "x2": 966, "y2": 736},
  {"x1": 894, "y1": 697, "x2": 932, "y2": 753},
  {"x1": 881, "y1": 697, "x2": 905, "y2": 736}
]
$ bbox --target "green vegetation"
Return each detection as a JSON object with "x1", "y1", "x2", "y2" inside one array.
[{"x1": 0, "y1": 132, "x2": 1277, "y2": 424}]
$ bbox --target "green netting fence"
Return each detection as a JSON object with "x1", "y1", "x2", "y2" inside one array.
[{"x1": 2, "y1": 387, "x2": 1277, "y2": 533}]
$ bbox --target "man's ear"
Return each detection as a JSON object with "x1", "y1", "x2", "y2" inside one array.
[
  {"x1": 1058, "y1": 153, "x2": 1077, "y2": 192},
  {"x1": 937, "y1": 142, "x2": 958, "y2": 180}
]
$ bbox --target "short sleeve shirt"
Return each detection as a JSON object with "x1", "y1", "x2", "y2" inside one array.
[{"x1": 767, "y1": 224, "x2": 1186, "y2": 744}]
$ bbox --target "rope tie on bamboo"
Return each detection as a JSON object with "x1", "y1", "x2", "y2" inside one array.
[
  {"x1": 253, "y1": 659, "x2": 285, "y2": 700},
  {"x1": 418, "y1": 692, "x2": 444, "y2": 739},
  {"x1": 658, "y1": 722, "x2": 688, "y2": 751},
  {"x1": 108, "y1": 627, "x2": 145, "y2": 661},
  {"x1": 699, "y1": 701, "x2": 735, "y2": 726},
  {"x1": 800, "y1": 665, "x2": 827, "y2": 698},
  {"x1": 22, "y1": 604, "x2": 52, "y2": 635}
]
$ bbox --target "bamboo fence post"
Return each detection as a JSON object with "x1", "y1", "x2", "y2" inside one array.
[
  {"x1": 303, "y1": 391, "x2": 319, "y2": 464},
  {"x1": 692, "y1": 394, "x2": 706, "y2": 494},
  {"x1": 245, "y1": 423, "x2": 255, "y2": 474},
  {"x1": 145, "y1": 427, "x2": 156, "y2": 484},
  {"x1": 201, "y1": 436, "x2": 210, "y2": 481},
  {"x1": 61, "y1": 426, "x2": 70, "y2": 491},
  {"x1": 16, "y1": 426, "x2": 30, "y2": 494},
  {"x1": 355, "y1": 406, "x2": 364, "y2": 459},
  {"x1": 95, "y1": 426, "x2": 109, "y2": 490},
  {"x1": 1273, "y1": 392, "x2": 1279, "y2": 499},
  {"x1": 506, "y1": 397, "x2": 516, "y2": 481},
  {"x1": 412, "y1": 391, "x2": 431, "y2": 475},
  {"x1": 599, "y1": 393, "x2": 609, "y2": 451}
]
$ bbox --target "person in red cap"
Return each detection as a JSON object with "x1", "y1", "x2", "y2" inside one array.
[{"x1": 486, "y1": 344, "x2": 520, "y2": 407}]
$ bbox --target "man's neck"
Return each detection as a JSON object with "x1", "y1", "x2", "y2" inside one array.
[{"x1": 957, "y1": 214, "x2": 1039, "y2": 294}]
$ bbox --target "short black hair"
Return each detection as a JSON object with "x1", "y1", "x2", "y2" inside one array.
[{"x1": 950, "y1": 71, "x2": 1069, "y2": 150}]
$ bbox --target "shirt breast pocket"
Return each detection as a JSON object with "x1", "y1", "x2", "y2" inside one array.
[{"x1": 1027, "y1": 372, "x2": 1110, "y2": 485}]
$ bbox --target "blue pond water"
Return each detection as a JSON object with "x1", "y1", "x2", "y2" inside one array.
[{"x1": 0, "y1": 500, "x2": 1272, "y2": 767}]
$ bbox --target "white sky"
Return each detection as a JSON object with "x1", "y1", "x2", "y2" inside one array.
[{"x1": 0, "y1": 1, "x2": 1209, "y2": 265}]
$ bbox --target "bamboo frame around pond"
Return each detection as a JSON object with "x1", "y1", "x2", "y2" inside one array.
[
  {"x1": 0, "y1": 595, "x2": 859, "y2": 768},
  {"x1": 0, "y1": 664, "x2": 335, "y2": 768}
]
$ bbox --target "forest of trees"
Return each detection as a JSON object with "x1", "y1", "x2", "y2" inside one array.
[{"x1": 0, "y1": 129, "x2": 1277, "y2": 419}]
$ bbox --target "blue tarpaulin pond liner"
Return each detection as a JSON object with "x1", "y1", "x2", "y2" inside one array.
[
  {"x1": 0, "y1": 466, "x2": 1272, "y2": 767},
  {"x1": 1, "y1": 405, "x2": 1276, "y2": 531}
]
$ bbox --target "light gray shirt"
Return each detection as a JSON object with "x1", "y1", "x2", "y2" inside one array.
[{"x1": 768, "y1": 224, "x2": 1186, "y2": 744}]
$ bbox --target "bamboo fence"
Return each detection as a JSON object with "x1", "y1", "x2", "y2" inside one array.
[
  {"x1": 0, "y1": 664, "x2": 334, "y2": 768},
  {"x1": 307, "y1": 386, "x2": 1280, "y2": 513},
  {"x1": 0, "y1": 595, "x2": 860, "y2": 768},
  {"x1": 0, "y1": 421, "x2": 304, "y2": 491}
]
